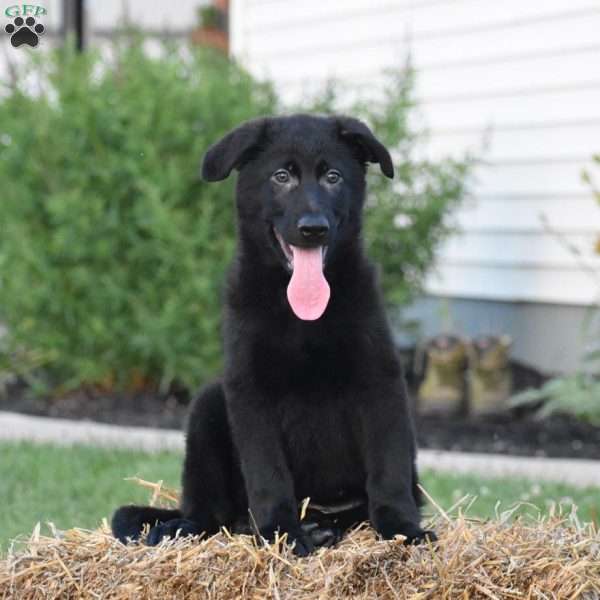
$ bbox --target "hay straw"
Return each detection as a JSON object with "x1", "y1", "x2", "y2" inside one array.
[
  {"x1": 123, "y1": 477, "x2": 180, "y2": 507},
  {"x1": 1, "y1": 492, "x2": 599, "y2": 599}
]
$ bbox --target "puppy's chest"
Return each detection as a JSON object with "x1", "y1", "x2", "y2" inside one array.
[
  {"x1": 249, "y1": 331, "x2": 371, "y2": 499},
  {"x1": 252, "y1": 334, "x2": 366, "y2": 396},
  {"x1": 277, "y1": 394, "x2": 363, "y2": 499}
]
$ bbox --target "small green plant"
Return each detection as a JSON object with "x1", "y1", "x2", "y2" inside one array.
[
  {"x1": 511, "y1": 155, "x2": 600, "y2": 425},
  {"x1": 511, "y1": 370, "x2": 600, "y2": 425},
  {"x1": 197, "y1": 5, "x2": 223, "y2": 29}
]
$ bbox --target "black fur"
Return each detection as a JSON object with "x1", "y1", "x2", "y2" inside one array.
[{"x1": 112, "y1": 114, "x2": 435, "y2": 556}]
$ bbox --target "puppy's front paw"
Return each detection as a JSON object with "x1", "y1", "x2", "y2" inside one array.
[
  {"x1": 301, "y1": 520, "x2": 342, "y2": 548},
  {"x1": 256, "y1": 519, "x2": 317, "y2": 556},
  {"x1": 286, "y1": 529, "x2": 316, "y2": 557},
  {"x1": 404, "y1": 528, "x2": 437, "y2": 545},
  {"x1": 145, "y1": 518, "x2": 201, "y2": 546},
  {"x1": 377, "y1": 519, "x2": 437, "y2": 546}
]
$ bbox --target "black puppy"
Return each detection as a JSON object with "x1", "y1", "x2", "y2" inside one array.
[{"x1": 112, "y1": 114, "x2": 434, "y2": 556}]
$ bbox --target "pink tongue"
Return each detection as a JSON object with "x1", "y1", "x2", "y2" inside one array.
[{"x1": 287, "y1": 246, "x2": 330, "y2": 320}]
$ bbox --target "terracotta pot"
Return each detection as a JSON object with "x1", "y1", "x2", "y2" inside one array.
[{"x1": 191, "y1": 27, "x2": 228, "y2": 53}]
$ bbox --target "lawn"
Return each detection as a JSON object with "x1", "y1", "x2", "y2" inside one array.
[{"x1": 1, "y1": 441, "x2": 598, "y2": 553}]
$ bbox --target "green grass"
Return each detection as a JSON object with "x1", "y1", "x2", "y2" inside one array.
[
  {"x1": 421, "y1": 470, "x2": 600, "y2": 524},
  {"x1": 0, "y1": 441, "x2": 598, "y2": 553},
  {"x1": 0, "y1": 442, "x2": 181, "y2": 554}
]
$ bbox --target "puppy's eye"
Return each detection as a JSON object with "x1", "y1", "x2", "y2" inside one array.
[
  {"x1": 325, "y1": 170, "x2": 342, "y2": 184},
  {"x1": 272, "y1": 169, "x2": 291, "y2": 184}
]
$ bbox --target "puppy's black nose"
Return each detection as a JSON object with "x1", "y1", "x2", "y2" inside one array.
[{"x1": 298, "y1": 214, "x2": 329, "y2": 239}]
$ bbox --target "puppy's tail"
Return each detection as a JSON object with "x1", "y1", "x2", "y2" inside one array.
[{"x1": 111, "y1": 505, "x2": 182, "y2": 543}]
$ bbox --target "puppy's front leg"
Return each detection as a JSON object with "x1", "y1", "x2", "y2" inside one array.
[
  {"x1": 360, "y1": 383, "x2": 436, "y2": 545},
  {"x1": 226, "y1": 386, "x2": 314, "y2": 556}
]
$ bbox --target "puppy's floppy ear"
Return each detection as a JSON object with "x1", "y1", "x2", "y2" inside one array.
[
  {"x1": 201, "y1": 117, "x2": 268, "y2": 182},
  {"x1": 336, "y1": 116, "x2": 394, "y2": 179}
]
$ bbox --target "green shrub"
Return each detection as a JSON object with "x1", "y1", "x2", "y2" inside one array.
[
  {"x1": 0, "y1": 42, "x2": 471, "y2": 393},
  {"x1": 0, "y1": 40, "x2": 276, "y2": 392}
]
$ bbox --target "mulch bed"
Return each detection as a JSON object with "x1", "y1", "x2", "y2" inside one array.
[
  {"x1": 0, "y1": 381, "x2": 189, "y2": 431},
  {"x1": 416, "y1": 413, "x2": 600, "y2": 460}
]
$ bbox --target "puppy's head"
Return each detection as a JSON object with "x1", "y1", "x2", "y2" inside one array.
[{"x1": 201, "y1": 114, "x2": 393, "y2": 320}]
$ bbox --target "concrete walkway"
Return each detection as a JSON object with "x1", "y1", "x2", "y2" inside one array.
[
  {"x1": 1, "y1": 411, "x2": 598, "y2": 489},
  {"x1": 0, "y1": 411, "x2": 183, "y2": 453}
]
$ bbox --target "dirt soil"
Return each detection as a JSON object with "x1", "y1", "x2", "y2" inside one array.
[{"x1": 416, "y1": 413, "x2": 600, "y2": 460}]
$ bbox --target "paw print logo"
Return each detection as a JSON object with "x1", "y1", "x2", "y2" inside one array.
[{"x1": 5, "y1": 16, "x2": 45, "y2": 48}]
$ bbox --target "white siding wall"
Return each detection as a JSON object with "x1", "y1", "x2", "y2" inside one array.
[{"x1": 231, "y1": 0, "x2": 600, "y2": 306}]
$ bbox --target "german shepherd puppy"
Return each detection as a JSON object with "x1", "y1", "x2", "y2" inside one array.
[{"x1": 112, "y1": 114, "x2": 434, "y2": 556}]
